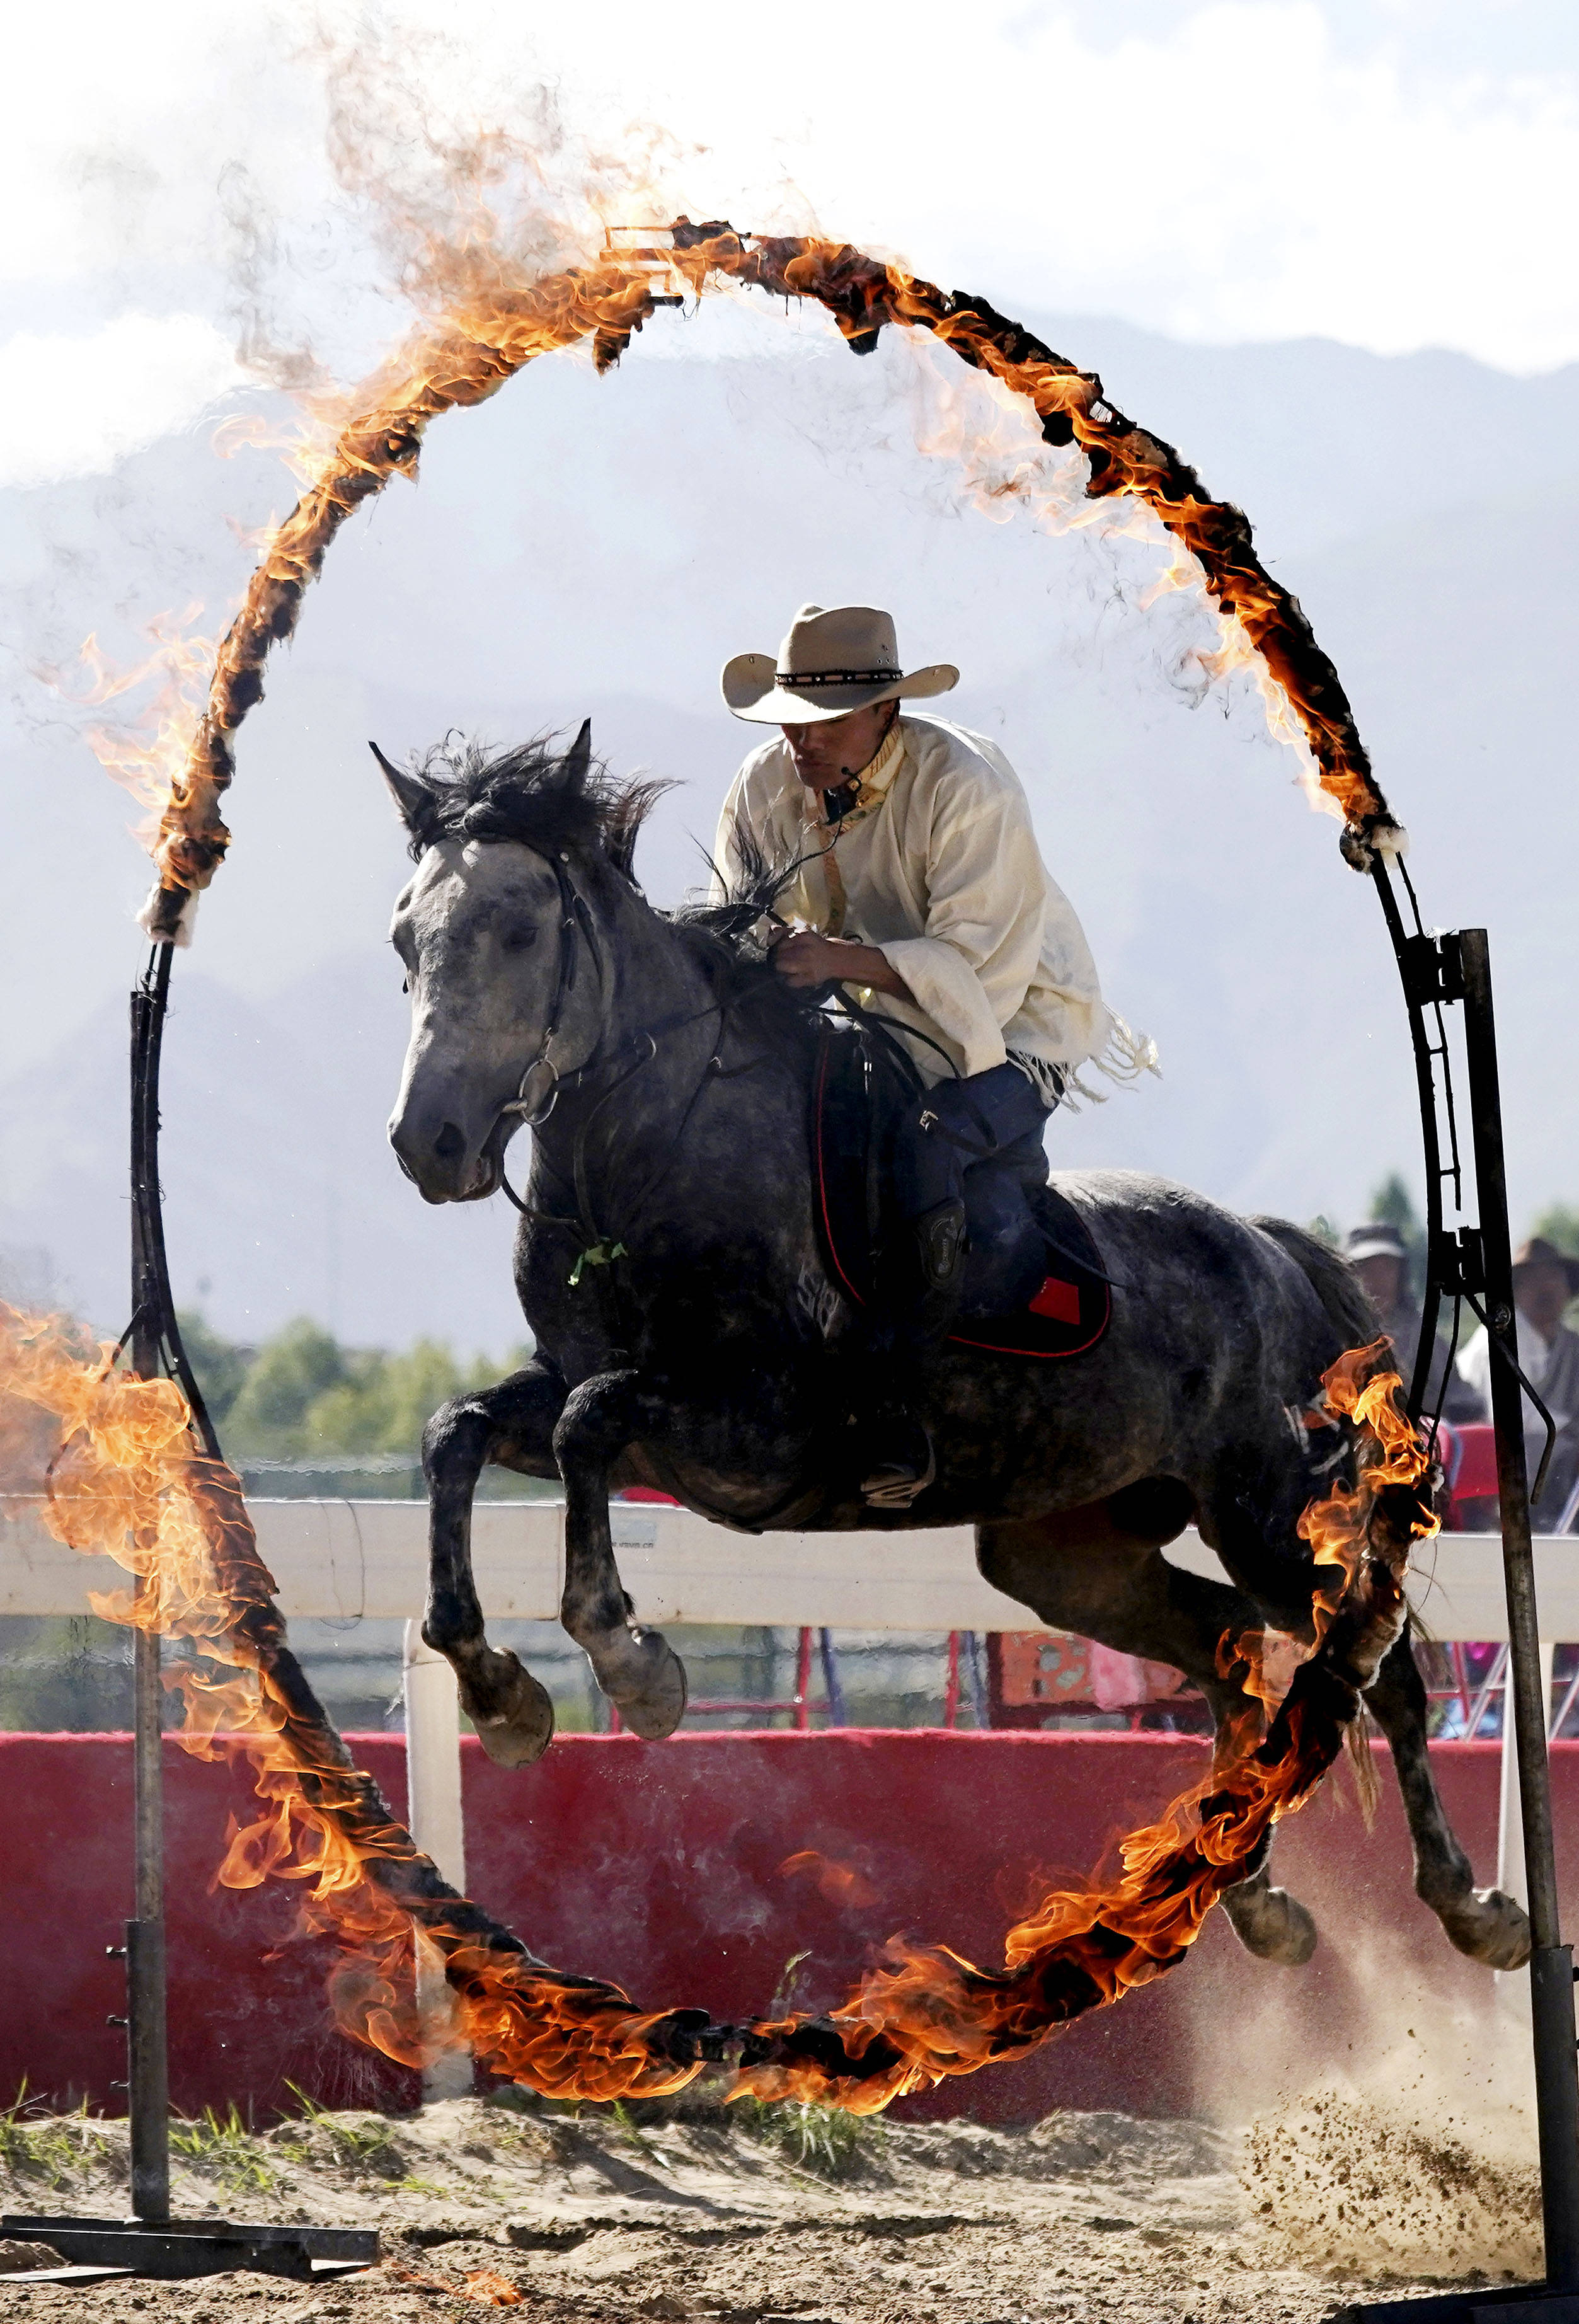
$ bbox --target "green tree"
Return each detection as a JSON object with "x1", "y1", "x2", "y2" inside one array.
[
  {"x1": 1530, "y1": 1208, "x2": 1579, "y2": 1328},
  {"x1": 1532, "y1": 1205, "x2": 1579, "y2": 1258},
  {"x1": 301, "y1": 1340, "x2": 528, "y2": 1459},
  {"x1": 225, "y1": 1319, "x2": 350, "y2": 1458},
  {"x1": 1369, "y1": 1172, "x2": 1427, "y2": 1299},
  {"x1": 174, "y1": 1311, "x2": 254, "y2": 1424}
]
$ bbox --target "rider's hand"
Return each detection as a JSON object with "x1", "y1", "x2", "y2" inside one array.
[{"x1": 768, "y1": 928, "x2": 914, "y2": 1001}]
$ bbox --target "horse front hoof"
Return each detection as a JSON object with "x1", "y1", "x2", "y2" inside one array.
[
  {"x1": 1222, "y1": 1878, "x2": 1318, "y2": 1966},
  {"x1": 1440, "y1": 1885, "x2": 1532, "y2": 1970},
  {"x1": 458, "y1": 1648, "x2": 556, "y2": 1768},
  {"x1": 594, "y1": 1626, "x2": 689, "y2": 1741}
]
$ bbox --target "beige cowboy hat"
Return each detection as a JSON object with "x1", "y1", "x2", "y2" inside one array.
[
  {"x1": 1513, "y1": 1236, "x2": 1579, "y2": 1294},
  {"x1": 721, "y1": 603, "x2": 959, "y2": 725}
]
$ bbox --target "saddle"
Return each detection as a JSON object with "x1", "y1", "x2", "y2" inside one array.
[{"x1": 810, "y1": 1025, "x2": 1111, "y2": 1361}]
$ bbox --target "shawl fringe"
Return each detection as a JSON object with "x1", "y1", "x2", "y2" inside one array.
[{"x1": 1058, "y1": 1014, "x2": 1162, "y2": 1110}]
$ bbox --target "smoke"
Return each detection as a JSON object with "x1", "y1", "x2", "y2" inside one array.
[{"x1": 216, "y1": 21, "x2": 704, "y2": 396}]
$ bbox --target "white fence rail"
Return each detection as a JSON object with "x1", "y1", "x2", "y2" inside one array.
[{"x1": 6, "y1": 1495, "x2": 1576, "y2": 1639}]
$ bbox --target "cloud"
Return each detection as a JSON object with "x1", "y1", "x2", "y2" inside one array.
[
  {"x1": 3, "y1": 1, "x2": 1576, "y2": 413},
  {"x1": 0, "y1": 313, "x2": 244, "y2": 490},
  {"x1": 520, "y1": 0, "x2": 1579, "y2": 371}
]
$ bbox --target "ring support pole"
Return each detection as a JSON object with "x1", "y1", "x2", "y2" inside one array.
[
  {"x1": 127, "y1": 952, "x2": 172, "y2": 2224},
  {"x1": 1459, "y1": 928, "x2": 1579, "y2": 2287}
]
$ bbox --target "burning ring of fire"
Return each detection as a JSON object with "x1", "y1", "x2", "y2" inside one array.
[{"x1": 2, "y1": 220, "x2": 1436, "y2": 2109}]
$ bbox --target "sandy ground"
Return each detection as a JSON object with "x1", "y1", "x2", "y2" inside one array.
[{"x1": 0, "y1": 2087, "x2": 1545, "y2": 2321}]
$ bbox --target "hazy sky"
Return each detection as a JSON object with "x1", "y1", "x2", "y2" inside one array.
[
  {"x1": 3, "y1": 1, "x2": 1577, "y2": 1321},
  {"x1": 1, "y1": 1, "x2": 1574, "y2": 503}
]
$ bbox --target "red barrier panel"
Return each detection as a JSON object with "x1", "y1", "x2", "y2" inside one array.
[{"x1": 1, "y1": 1732, "x2": 1565, "y2": 2126}]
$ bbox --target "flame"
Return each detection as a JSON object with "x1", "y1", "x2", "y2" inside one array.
[
  {"x1": 462, "y1": 2273, "x2": 524, "y2": 2309},
  {"x1": 780, "y1": 1850, "x2": 880, "y2": 1909},
  {"x1": 25, "y1": 207, "x2": 1414, "y2": 2114},
  {"x1": 38, "y1": 611, "x2": 218, "y2": 858},
  {"x1": 46, "y1": 222, "x2": 1388, "y2": 936},
  {"x1": 1, "y1": 1299, "x2": 1430, "y2": 2115},
  {"x1": 728, "y1": 1341, "x2": 1433, "y2": 2114}
]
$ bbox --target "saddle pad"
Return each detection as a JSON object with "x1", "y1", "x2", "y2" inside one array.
[{"x1": 812, "y1": 1036, "x2": 1111, "y2": 1362}]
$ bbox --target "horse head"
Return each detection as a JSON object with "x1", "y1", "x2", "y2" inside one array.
[{"x1": 378, "y1": 721, "x2": 657, "y2": 1204}]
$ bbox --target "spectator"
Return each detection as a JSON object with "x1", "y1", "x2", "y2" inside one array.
[
  {"x1": 1457, "y1": 1237, "x2": 1579, "y2": 1527},
  {"x1": 1343, "y1": 1221, "x2": 1482, "y2": 1422}
]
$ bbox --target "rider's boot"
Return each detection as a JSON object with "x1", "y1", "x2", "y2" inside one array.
[{"x1": 859, "y1": 1197, "x2": 967, "y2": 1510}]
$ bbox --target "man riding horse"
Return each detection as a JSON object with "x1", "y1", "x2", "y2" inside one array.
[
  {"x1": 715, "y1": 601, "x2": 1149, "y2": 1508},
  {"x1": 379, "y1": 682, "x2": 1525, "y2": 1981}
]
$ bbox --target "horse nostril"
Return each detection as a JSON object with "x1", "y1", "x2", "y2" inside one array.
[{"x1": 434, "y1": 1122, "x2": 466, "y2": 1165}]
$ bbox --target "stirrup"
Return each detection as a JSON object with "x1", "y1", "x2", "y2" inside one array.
[
  {"x1": 861, "y1": 1430, "x2": 938, "y2": 1510},
  {"x1": 914, "y1": 1196, "x2": 967, "y2": 1292}
]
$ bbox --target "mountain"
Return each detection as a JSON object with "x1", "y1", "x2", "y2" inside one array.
[{"x1": 3, "y1": 308, "x2": 1577, "y2": 1339}]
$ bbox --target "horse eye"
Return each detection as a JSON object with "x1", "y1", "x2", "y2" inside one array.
[
  {"x1": 502, "y1": 926, "x2": 539, "y2": 954},
  {"x1": 401, "y1": 976, "x2": 409, "y2": 994}
]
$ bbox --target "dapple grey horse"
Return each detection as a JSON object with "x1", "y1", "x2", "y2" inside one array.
[{"x1": 379, "y1": 724, "x2": 1526, "y2": 1977}]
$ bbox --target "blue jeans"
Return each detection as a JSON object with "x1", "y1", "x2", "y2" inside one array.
[{"x1": 890, "y1": 1061, "x2": 1054, "y2": 1224}]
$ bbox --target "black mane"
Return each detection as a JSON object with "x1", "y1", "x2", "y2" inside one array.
[
  {"x1": 393, "y1": 728, "x2": 813, "y2": 1005},
  {"x1": 399, "y1": 732, "x2": 669, "y2": 881}
]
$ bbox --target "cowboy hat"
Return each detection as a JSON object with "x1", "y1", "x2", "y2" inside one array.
[
  {"x1": 721, "y1": 604, "x2": 959, "y2": 725},
  {"x1": 1512, "y1": 1236, "x2": 1579, "y2": 1293},
  {"x1": 1344, "y1": 1222, "x2": 1410, "y2": 1266}
]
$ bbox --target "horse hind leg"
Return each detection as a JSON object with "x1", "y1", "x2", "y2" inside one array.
[
  {"x1": 1364, "y1": 1624, "x2": 1530, "y2": 1970},
  {"x1": 1217, "y1": 1829, "x2": 1316, "y2": 1965},
  {"x1": 422, "y1": 1358, "x2": 565, "y2": 1768},
  {"x1": 977, "y1": 1500, "x2": 1317, "y2": 1968}
]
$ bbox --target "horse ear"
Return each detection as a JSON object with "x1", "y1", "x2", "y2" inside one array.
[
  {"x1": 369, "y1": 741, "x2": 439, "y2": 848},
  {"x1": 565, "y1": 718, "x2": 592, "y2": 785}
]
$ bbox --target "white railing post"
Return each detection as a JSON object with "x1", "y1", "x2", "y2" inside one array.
[
  {"x1": 1497, "y1": 1639, "x2": 1556, "y2": 2013},
  {"x1": 402, "y1": 1620, "x2": 472, "y2": 2101}
]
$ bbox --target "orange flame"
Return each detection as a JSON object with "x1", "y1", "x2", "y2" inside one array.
[
  {"x1": 728, "y1": 1341, "x2": 1432, "y2": 2112},
  {"x1": 53, "y1": 224, "x2": 1389, "y2": 936},
  {"x1": 0, "y1": 1301, "x2": 1430, "y2": 2114},
  {"x1": 779, "y1": 1850, "x2": 880, "y2": 1909},
  {"x1": 38, "y1": 611, "x2": 218, "y2": 862}
]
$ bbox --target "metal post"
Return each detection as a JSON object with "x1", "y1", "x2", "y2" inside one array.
[
  {"x1": 793, "y1": 1627, "x2": 813, "y2": 1731},
  {"x1": 126, "y1": 1624, "x2": 169, "y2": 2221},
  {"x1": 127, "y1": 961, "x2": 171, "y2": 2223},
  {"x1": 818, "y1": 1630, "x2": 847, "y2": 1728},
  {"x1": 944, "y1": 1632, "x2": 962, "y2": 1729},
  {"x1": 1459, "y1": 927, "x2": 1579, "y2": 2286}
]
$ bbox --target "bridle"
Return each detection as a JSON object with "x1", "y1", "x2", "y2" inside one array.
[
  {"x1": 485, "y1": 846, "x2": 739, "y2": 1224},
  {"x1": 413, "y1": 842, "x2": 941, "y2": 1227},
  {"x1": 496, "y1": 849, "x2": 603, "y2": 1132}
]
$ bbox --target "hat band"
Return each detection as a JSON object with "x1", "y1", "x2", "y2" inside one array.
[{"x1": 776, "y1": 666, "x2": 897, "y2": 689}]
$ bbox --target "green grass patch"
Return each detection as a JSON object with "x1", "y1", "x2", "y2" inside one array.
[
  {"x1": 0, "y1": 2087, "x2": 108, "y2": 2188},
  {"x1": 169, "y1": 2102, "x2": 280, "y2": 2195},
  {"x1": 736, "y1": 2095, "x2": 885, "y2": 2179}
]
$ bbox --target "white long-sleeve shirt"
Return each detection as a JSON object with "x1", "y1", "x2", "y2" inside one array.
[{"x1": 712, "y1": 713, "x2": 1132, "y2": 1090}]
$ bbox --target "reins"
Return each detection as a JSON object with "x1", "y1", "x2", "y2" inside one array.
[
  {"x1": 491, "y1": 848, "x2": 742, "y2": 1260},
  {"x1": 487, "y1": 849, "x2": 963, "y2": 1301},
  {"x1": 495, "y1": 851, "x2": 604, "y2": 1132}
]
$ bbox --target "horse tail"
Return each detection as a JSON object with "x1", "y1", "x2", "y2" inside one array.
[{"x1": 1248, "y1": 1215, "x2": 1382, "y2": 1352}]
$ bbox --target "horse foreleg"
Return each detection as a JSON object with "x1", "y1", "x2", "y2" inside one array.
[
  {"x1": 1364, "y1": 1624, "x2": 1530, "y2": 1969},
  {"x1": 551, "y1": 1369, "x2": 688, "y2": 1741},
  {"x1": 422, "y1": 1357, "x2": 565, "y2": 1768},
  {"x1": 977, "y1": 1512, "x2": 1316, "y2": 1966}
]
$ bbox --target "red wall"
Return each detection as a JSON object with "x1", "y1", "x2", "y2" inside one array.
[{"x1": 2, "y1": 1731, "x2": 1565, "y2": 2127}]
